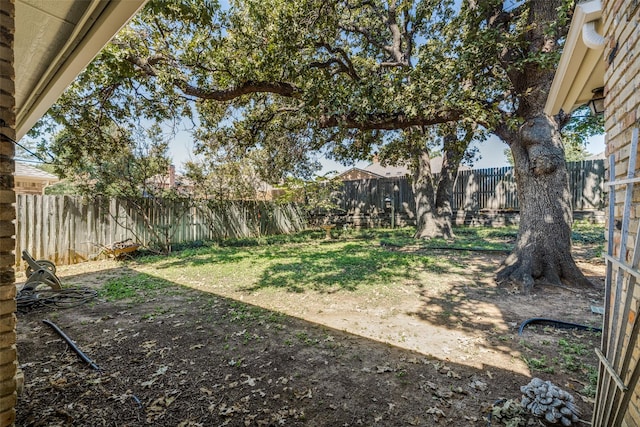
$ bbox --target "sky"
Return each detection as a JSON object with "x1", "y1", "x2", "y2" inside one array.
[
  {"x1": 143, "y1": 0, "x2": 609, "y2": 176},
  {"x1": 167, "y1": 131, "x2": 606, "y2": 176}
]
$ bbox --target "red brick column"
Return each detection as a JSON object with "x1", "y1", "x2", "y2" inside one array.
[{"x1": 0, "y1": 0, "x2": 17, "y2": 425}]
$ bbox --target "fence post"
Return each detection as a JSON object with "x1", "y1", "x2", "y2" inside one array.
[{"x1": 332, "y1": 160, "x2": 604, "y2": 226}]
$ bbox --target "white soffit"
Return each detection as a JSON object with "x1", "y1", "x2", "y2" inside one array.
[
  {"x1": 15, "y1": 0, "x2": 147, "y2": 140},
  {"x1": 544, "y1": 0, "x2": 605, "y2": 116}
]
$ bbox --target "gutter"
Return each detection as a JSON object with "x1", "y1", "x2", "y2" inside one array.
[
  {"x1": 583, "y1": 20, "x2": 606, "y2": 50},
  {"x1": 543, "y1": 0, "x2": 605, "y2": 115}
]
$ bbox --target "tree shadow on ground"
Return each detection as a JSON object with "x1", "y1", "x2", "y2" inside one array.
[
  {"x1": 16, "y1": 266, "x2": 534, "y2": 427},
  {"x1": 140, "y1": 246, "x2": 251, "y2": 268},
  {"x1": 244, "y1": 243, "x2": 454, "y2": 293},
  {"x1": 406, "y1": 253, "x2": 604, "y2": 337}
]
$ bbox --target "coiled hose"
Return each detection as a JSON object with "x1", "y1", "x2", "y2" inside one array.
[{"x1": 17, "y1": 287, "x2": 97, "y2": 312}]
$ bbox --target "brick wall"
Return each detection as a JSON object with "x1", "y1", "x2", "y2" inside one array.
[
  {"x1": 601, "y1": 0, "x2": 640, "y2": 425},
  {"x1": 0, "y1": 0, "x2": 16, "y2": 425}
]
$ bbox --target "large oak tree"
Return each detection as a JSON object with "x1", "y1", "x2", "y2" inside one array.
[{"x1": 33, "y1": 0, "x2": 591, "y2": 290}]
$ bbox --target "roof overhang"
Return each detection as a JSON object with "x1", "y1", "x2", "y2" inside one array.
[
  {"x1": 15, "y1": 0, "x2": 147, "y2": 140},
  {"x1": 544, "y1": 0, "x2": 606, "y2": 116}
]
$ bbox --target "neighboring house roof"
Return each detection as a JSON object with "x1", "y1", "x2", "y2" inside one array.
[
  {"x1": 15, "y1": 0, "x2": 148, "y2": 139},
  {"x1": 146, "y1": 166, "x2": 194, "y2": 195},
  {"x1": 544, "y1": 0, "x2": 605, "y2": 115},
  {"x1": 338, "y1": 157, "x2": 473, "y2": 180},
  {"x1": 585, "y1": 152, "x2": 606, "y2": 161},
  {"x1": 14, "y1": 162, "x2": 59, "y2": 182},
  {"x1": 423, "y1": 157, "x2": 472, "y2": 174},
  {"x1": 336, "y1": 168, "x2": 386, "y2": 181},
  {"x1": 364, "y1": 162, "x2": 410, "y2": 178}
]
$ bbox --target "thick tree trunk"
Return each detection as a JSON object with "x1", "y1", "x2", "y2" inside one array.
[
  {"x1": 434, "y1": 135, "x2": 464, "y2": 237},
  {"x1": 496, "y1": 116, "x2": 591, "y2": 291},
  {"x1": 412, "y1": 150, "x2": 440, "y2": 239},
  {"x1": 412, "y1": 144, "x2": 460, "y2": 240}
]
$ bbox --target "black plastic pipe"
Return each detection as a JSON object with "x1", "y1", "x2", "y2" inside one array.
[
  {"x1": 42, "y1": 319, "x2": 102, "y2": 371},
  {"x1": 517, "y1": 317, "x2": 602, "y2": 336}
]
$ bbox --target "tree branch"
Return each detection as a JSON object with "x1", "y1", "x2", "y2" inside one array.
[
  {"x1": 338, "y1": 23, "x2": 386, "y2": 53},
  {"x1": 178, "y1": 80, "x2": 302, "y2": 100},
  {"x1": 318, "y1": 110, "x2": 464, "y2": 130},
  {"x1": 126, "y1": 55, "x2": 302, "y2": 100},
  {"x1": 403, "y1": 7, "x2": 413, "y2": 66},
  {"x1": 382, "y1": 2, "x2": 407, "y2": 66},
  {"x1": 310, "y1": 43, "x2": 360, "y2": 80},
  {"x1": 378, "y1": 61, "x2": 407, "y2": 68},
  {"x1": 339, "y1": 2, "x2": 410, "y2": 68}
]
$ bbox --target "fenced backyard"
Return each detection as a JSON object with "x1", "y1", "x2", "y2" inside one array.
[
  {"x1": 15, "y1": 197, "x2": 306, "y2": 266},
  {"x1": 330, "y1": 159, "x2": 605, "y2": 227},
  {"x1": 15, "y1": 160, "x2": 604, "y2": 267},
  {"x1": 16, "y1": 225, "x2": 606, "y2": 426}
]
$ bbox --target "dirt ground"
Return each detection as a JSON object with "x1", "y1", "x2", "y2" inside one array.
[{"x1": 15, "y1": 245, "x2": 604, "y2": 426}]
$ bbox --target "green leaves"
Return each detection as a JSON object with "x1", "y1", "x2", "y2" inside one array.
[
  {"x1": 36, "y1": 0, "x2": 576, "y2": 191},
  {"x1": 560, "y1": 106, "x2": 604, "y2": 159}
]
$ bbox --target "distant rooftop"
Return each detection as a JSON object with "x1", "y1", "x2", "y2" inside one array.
[
  {"x1": 14, "y1": 163, "x2": 58, "y2": 181},
  {"x1": 363, "y1": 156, "x2": 472, "y2": 177},
  {"x1": 585, "y1": 152, "x2": 605, "y2": 161},
  {"x1": 364, "y1": 162, "x2": 409, "y2": 178},
  {"x1": 336, "y1": 156, "x2": 473, "y2": 181}
]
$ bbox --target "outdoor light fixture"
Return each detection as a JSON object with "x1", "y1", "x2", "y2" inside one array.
[
  {"x1": 588, "y1": 87, "x2": 605, "y2": 116},
  {"x1": 384, "y1": 196, "x2": 395, "y2": 229}
]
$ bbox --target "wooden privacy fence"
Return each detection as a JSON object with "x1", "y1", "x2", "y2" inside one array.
[
  {"x1": 15, "y1": 160, "x2": 604, "y2": 266},
  {"x1": 333, "y1": 159, "x2": 605, "y2": 217},
  {"x1": 15, "y1": 196, "x2": 306, "y2": 266}
]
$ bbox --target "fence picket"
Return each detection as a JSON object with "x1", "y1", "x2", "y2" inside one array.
[
  {"x1": 14, "y1": 160, "x2": 604, "y2": 266},
  {"x1": 15, "y1": 197, "x2": 308, "y2": 266},
  {"x1": 337, "y1": 160, "x2": 604, "y2": 215}
]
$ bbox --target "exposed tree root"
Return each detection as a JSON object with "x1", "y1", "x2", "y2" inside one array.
[{"x1": 496, "y1": 251, "x2": 593, "y2": 294}]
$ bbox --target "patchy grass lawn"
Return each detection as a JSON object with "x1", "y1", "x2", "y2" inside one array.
[{"x1": 16, "y1": 225, "x2": 604, "y2": 426}]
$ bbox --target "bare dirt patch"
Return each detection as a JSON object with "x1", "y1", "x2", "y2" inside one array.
[{"x1": 16, "y1": 246, "x2": 604, "y2": 426}]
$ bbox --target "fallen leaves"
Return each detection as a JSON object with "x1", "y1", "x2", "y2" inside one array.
[
  {"x1": 146, "y1": 393, "x2": 177, "y2": 423},
  {"x1": 470, "y1": 379, "x2": 488, "y2": 391},
  {"x1": 199, "y1": 386, "x2": 214, "y2": 396},
  {"x1": 177, "y1": 421, "x2": 203, "y2": 427},
  {"x1": 241, "y1": 374, "x2": 258, "y2": 387},
  {"x1": 217, "y1": 401, "x2": 241, "y2": 417},
  {"x1": 140, "y1": 364, "x2": 169, "y2": 388},
  {"x1": 426, "y1": 406, "x2": 446, "y2": 417},
  {"x1": 294, "y1": 388, "x2": 313, "y2": 400},
  {"x1": 141, "y1": 340, "x2": 157, "y2": 350},
  {"x1": 18, "y1": 284, "x2": 562, "y2": 427}
]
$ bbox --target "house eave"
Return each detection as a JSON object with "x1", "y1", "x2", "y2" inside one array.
[
  {"x1": 15, "y1": 0, "x2": 147, "y2": 140},
  {"x1": 544, "y1": 0, "x2": 605, "y2": 116}
]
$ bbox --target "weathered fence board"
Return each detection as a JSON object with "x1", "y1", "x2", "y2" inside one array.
[
  {"x1": 16, "y1": 197, "x2": 306, "y2": 266},
  {"x1": 15, "y1": 160, "x2": 604, "y2": 266},
  {"x1": 334, "y1": 160, "x2": 604, "y2": 218}
]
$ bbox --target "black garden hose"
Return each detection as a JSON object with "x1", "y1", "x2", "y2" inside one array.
[
  {"x1": 517, "y1": 317, "x2": 602, "y2": 335},
  {"x1": 42, "y1": 320, "x2": 143, "y2": 408},
  {"x1": 42, "y1": 319, "x2": 102, "y2": 371},
  {"x1": 17, "y1": 287, "x2": 97, "y2": 312}
]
